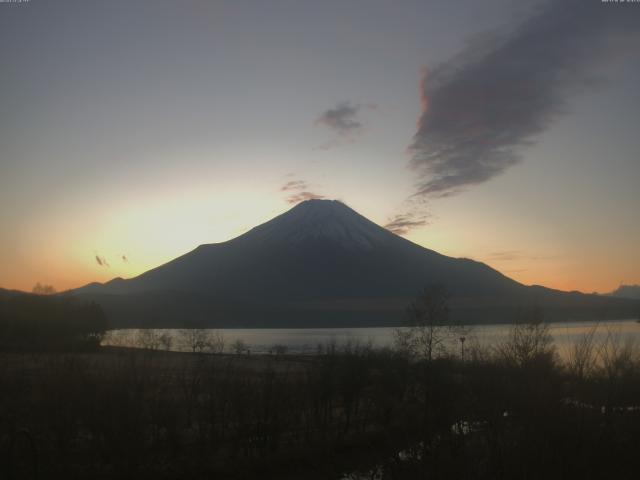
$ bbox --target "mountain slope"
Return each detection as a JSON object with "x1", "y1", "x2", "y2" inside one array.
[
  {"x1": 69, "y1": 200, "x2": 639, "y2": 327},
  {"x1": 607, "y1": 285, "x2": 640, "y2": 300}
]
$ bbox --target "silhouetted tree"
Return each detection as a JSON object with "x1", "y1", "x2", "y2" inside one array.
[
  {"x1": 136, "y1": 329, "x2": 163, "y2": 351},
  {"x1": 32, "y1": 282, "x2": 56, "y2": 295},
  {"x1": 178, "y1": 328, "x2": 225, "y2": 353},
  {"x1": 394, "y1": 285, "x2": 459, "y2": 361},
  {"x1": 159, "y1": 331, "x2": 173, "y2": 351},
  {"x1": 496, "y1": 309, "x2": 555, "y2": 368},
  {"x1": 232, "y1": 338, "x2": 248, "y2": 354}
]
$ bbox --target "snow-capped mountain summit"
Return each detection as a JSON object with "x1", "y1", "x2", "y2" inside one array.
[{"x1": 242, "y1": 199, "x2": 397, "y2": 250}]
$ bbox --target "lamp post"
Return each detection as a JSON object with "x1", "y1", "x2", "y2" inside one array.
[{"x1": 459, "y1": 336, "x2": 466, "y2": 362}]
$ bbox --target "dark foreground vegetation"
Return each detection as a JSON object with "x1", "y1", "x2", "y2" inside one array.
[
  {"x1": 1, "y1": 325, "x2": 639, "y2": 480},
  {"x1": 0, "y1": 291, "x2": 107, "y2": 351}
]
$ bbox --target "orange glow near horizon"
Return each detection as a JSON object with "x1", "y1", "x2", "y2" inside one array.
[
  {"x1": 1, "y1": 188, "x2": 288, "y2": 293},
  {"x1": 1, "y1": 193, "x2": 635, "y2": 295}
]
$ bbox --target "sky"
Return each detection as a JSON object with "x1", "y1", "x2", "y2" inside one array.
[{"x1": 1, "y1": 0, "x2": 639, "y2": 294}]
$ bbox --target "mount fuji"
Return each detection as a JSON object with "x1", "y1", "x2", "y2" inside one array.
[{"x1": 70, "y1": 200, "x2": 639, "y2": 327}]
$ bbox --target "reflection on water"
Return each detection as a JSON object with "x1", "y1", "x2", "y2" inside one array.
[{"x1": 102, "y1": 319, "x2": 640, "y2": 360}]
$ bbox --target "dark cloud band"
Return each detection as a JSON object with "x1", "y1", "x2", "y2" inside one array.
[{"x1": 408, "y1": 0, "x2": 639, "y2": 198}]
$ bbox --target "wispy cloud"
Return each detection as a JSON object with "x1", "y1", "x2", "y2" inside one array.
[
  {"x1": 280, "y1": 177, "x2": 325, "y2": 204},
  {"x1": 280, "y1": 180, "x2": 308, "y2": 192},
  {"x1": 393, "y1": 0, "x2": 639, "y2": 232},
  {"x1": 286, "y1": 191, "x2": 326, "y2": 204},
  {"x1": 384, "y1": 196, "x2": 431, "y2": 236},
  {"x1": 314, "y1": 101, "x2": 377, "y2": 149},
  {"x1": 484, "y1": 250, "x2": 557, "y2": 262},
  {"x1": 95, "y1": 254, "x2": 109, "y2": 267},
  {"x1": 385, "y1": 212, "x2": 429, "y2": 235},
  {"x1": 316, "y1": 101, "x2": 362, "y2": 136},
  {"x1": 485, "y1": 250, "x2": 526, "y2": 262}
]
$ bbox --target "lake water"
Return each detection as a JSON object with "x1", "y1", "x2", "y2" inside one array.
[{"x1": 103, "y1": 319, "x2": 640, "y2": 360}]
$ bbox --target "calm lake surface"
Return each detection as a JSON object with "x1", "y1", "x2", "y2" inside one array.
[{"x1": 103, "y1": 319, "x2": 640, "y2": 359}]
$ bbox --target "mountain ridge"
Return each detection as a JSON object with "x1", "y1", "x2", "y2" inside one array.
[
  {"x1": 607, "y1": 284, "x2": 640, "y2": 300},
  {"x1": 67, "y1": 199, "x2": 639, "y2": 327}
]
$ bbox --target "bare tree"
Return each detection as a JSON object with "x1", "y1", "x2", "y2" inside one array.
[
  {"x1": 394, "y1": 285, "x2": 459, "y2": 361},
  {"x1": 597, "y1": 328, "x2": 638, "y2": 382},
  {"x1": 270, "y1": 344, "x2": 288, "y2": 357},
  {"x1": 32, "y1": 283, "x2": 56, "y2": 295},
  {"x1": 136, "y1": 329, "x2": 163, "y2": 351},
  {"x1": 179, "y1": 329, "x2": 206, "y2": 353},
  {"x1": 158, "y1": 331, "x2": 173, "y2": 351},
  {"x1": 567, "y1": 323, "x2": 598, "y2": 380},
  {"x1": 496, "y1": 309, "x2": 555, "y2": 367},
  {"x1": 178, "y1": 328, "x2": 225, "y2": 354},
  {"x1": 208, "y1": 330, "x2": 226, "y2": 354},
  {"x1": 232, "y1": 338, "x2": 248, "y2": 355}
]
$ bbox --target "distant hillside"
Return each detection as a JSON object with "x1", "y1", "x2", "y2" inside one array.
[
  {"x1": 607, "y1": 284, "x2": 640, "y2": 300},
  {"x1": 0, "y1": 287, "x2": 30, "y2": 299},
  {"x1": 67, "y1": 200, "x2": 640, "y2": 328}
]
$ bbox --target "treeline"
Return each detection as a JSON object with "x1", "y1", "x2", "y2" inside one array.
[
  {"x1": 0, "y1": 292, "x2": 108, "y2": 351},
  {"x1": 1, "y1": 329, "x2": 639, "y2": 479}
]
